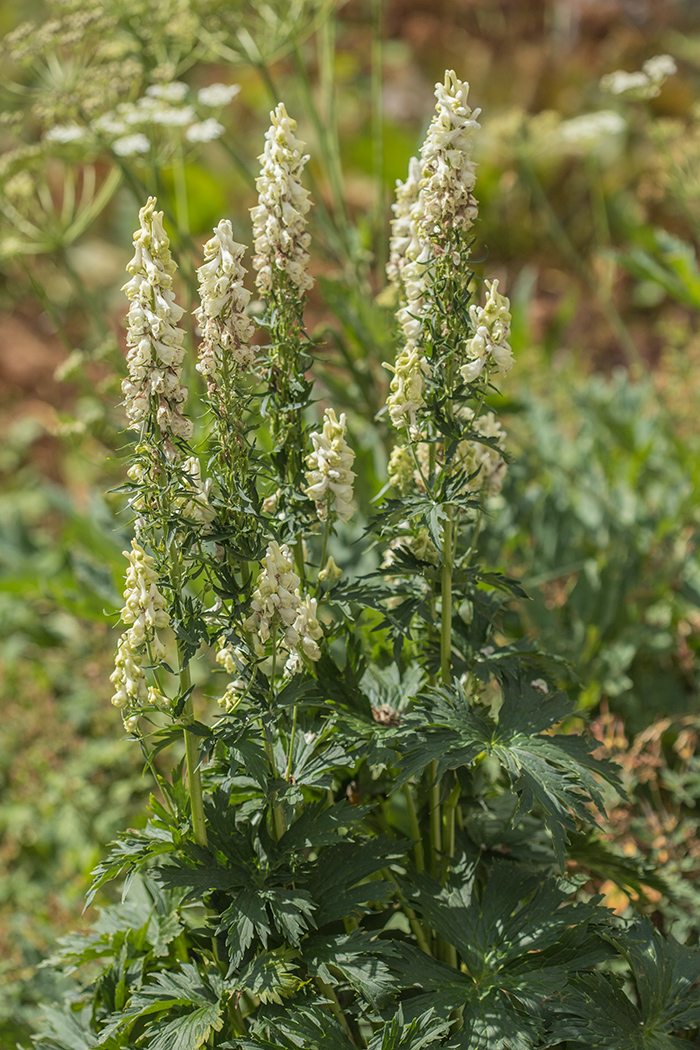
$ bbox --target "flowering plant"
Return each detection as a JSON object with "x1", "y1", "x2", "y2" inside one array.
[{"x1": 33, "y1": 72, "x2": 700, "y2": 1050}]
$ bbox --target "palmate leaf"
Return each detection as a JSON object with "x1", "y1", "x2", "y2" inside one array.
[
  {"x1": 397, "y1": 678, "x2": 616, "y2": 865},
  {"x1": 550, "y1": 920, "x2": 700, "y2": 1045},
  {"x1": 278, "y1": 800, "x2": 368, "y2": 853},
  {"x1": 33, "y1": 1004, "x2": 96, "y2": 1050},
  {"x1": 396, "y1": 863, "x2": 611, "y2": 1048},
  {"x1": 303, "y1": 929, "x2": 398, "y2": 1008},
  {"x1": 305, "y1": 837, "x2": 400, "y2": 925},
  {"x1": 246, "y1": 994, "x2": 357, "y2": 1050},
  {"x1": 236, "y1": 947, "x2": 302, "y2": 1005},
  {"x1": 99, "y1": 963, "x2": 225, "y2": 1050}
]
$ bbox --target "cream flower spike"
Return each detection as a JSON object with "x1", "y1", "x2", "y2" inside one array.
[
  {"x1": 244, "y1": 541, "x2": 323, "y2": 661},
  {"x1": 195, "y1": 219, "x2": 256, "y2": 376},
  {"x1": 110, "y1": 539, "x2": 170, "y2": 727},
  {"x1": 304, "y1": 408, "x2": 356, "y2": 523},
  {"x1": 461, "y1": 279, "x2": 514, "y2": 383},
  {"x1": 419, "y1": 70, "x2": 481, "y2": 246},
  {"x1": 250, "y1": 103, "x2": 313, "y2": 297},
  {"x1": 121, "y1": 197, "x2": 192, "y2": 449}
]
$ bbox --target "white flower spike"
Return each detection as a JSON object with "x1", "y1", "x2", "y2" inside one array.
[
  {"x1": 250, "y1": 103, "x2": 313, "y2": 297},
  {"x1": 304, "y1": 408, "x2": 356, "y2": 523}
]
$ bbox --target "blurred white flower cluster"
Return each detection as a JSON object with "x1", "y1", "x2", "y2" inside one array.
[
  {"x1": 44, "y1": 80, "x2": 239, "y2": 156},
  {"x1": 121, "y1": 197, "x2": 192, "y2": 448},
  {"x1": 601, "y1": 54, "x2": 677, "y2": 101},
  {"x1": 195, "y1": 219, "x2": 256, "y2": 377},
  {"x1": 245, "y1": 541, "x2": 323, "y2": 665},
  {"x1": 251, "y1": 103, "x2": 313, "y2": 297},
  {"x1": 110, "y1": 539, "x2": 170, "y2": 728},
  {"x1": 304, "y1": 408, "x2": 356, "y2": 523}
]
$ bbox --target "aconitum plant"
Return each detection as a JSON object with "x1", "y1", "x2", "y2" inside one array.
[{"x1": 34, "y1": 72, "x2": 700, "y2": 1050}]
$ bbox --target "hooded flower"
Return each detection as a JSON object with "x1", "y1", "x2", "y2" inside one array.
[
  {"x1": 245, "y1": 541, "x2": 323, "y2": 661},
  {"x1": 121, "y1": 197, "x2": 192, "y2": 447},
  {"x1": 110, "y1": 539, "x2": 170, "y2": 727},
  {"x1": 460, "y1": 279, "x2": 514, "y2": 383},
  {"x1": 419, "y1": 70, "x2": 481, "y2": 246},
  {"x1": 195, "y1": 219, "x2": 256, "y2": 376},
  {"x1": 304, "y1": 408, "x2": 356, "y2": 523},
  {"x1": 250, "y1": 103, "x2": 313, "y2": 297}
]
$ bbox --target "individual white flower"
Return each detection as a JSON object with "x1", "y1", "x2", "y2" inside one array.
[
  {"x1": 250, "y1": 103, "x2": 313, "y2": 297},
  {"x1": 318, "y1": 555, "x2": 342, "y2": 583},
  {"x1": 194, "y1": 219, "x2": 256, "y2": 376},
  {"x1": 146, "y1": 81, "x2": 189, "y2": 102},
  {"x1": 460, "y1": 279, "x2": 513, "y2": 383},
  {"x1": 531, "y1": 678, "x2": 549, "y2": 694},
  {"x1": 186, "y1": 119, "x2": 225, "y2": 143},
  {"x1": 121, "y1": 196, "x2": 192, "y2": 445},
  {"x1": 244, "y1": 541, "x2": 323, "y2": 661},
  {"x1": 419, "y1": 69, "x2": 481, "y2": 245},
  {"x1": 304, "y1": 408, "x2": 356, "y2": 523},
  {"x1": 44, "y1": 123, "x2": 85, "y2": 144},
  {"x1": 113, "y1": 133, "x2": 151, "y2": 157},
  {"x1": 384, "y1": 346, "x2": 430, "y2": 434},
  {"x1": 197, "y1": 83, "x2": 241, "y2": 107}
]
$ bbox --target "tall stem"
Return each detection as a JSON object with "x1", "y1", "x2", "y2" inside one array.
[
  {"x1": 403, "y1": 783, "x2": 425, "y2": 873},
  {"x1": 441, "y1": 508, "x2": 454, "y2": 685},
  {"x1": 180, "y1": 662, "x2": 207, "y2": 847}
]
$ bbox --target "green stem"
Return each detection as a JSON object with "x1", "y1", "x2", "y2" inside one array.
[
  {"x1": 429, "y1": 760, "x2": 441, "y2": 880},
  {"x1": 402, "y1": 783, "x2": 425, "y2": 873},
  {"x1": 181, "y1": 662, "x2": 207, "y2": 847},
  {"x1": 441, "y1": 777, "x2": 461, "y2": 883},
  {"x1": 385, "y1": 870, "x2": 432, "y2": 956},
  {"x1": 315, "y1": 977, "x2": 357, "y2": 1045},
  {"x1": 441, "y1": 507, "x2": 454, "y2": 685},
  {"x1": 285, "y1": 702, "x2": 298, "y2": 781},
  {"x1": 264, "y1": 639, "x2": 287, "y2": 840}
]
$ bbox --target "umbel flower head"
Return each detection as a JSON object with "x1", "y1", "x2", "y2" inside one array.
[
  {"x1": 110, "y1": 539, "x2": 170, "y2": 727},
  {"x1": 251, "y1": 103, "x2": 313, "y2": 298},
  {"x1": 245, "y1": 541, "x2": 323, "y2": 660},
  {"x1": 461, "y1": 279, "x2": 514, "y2": 383},
  {"x1": 195, "y1": 219, "x2": 256, "y2": 377},
  {"x1": 304, "y1": 408, "x2": 356, "y2": 523},
  {"x1": 121, "y1": 197, "x2": 192, "y2": 448}
]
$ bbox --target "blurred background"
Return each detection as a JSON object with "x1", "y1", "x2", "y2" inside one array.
[{"x1": 2, "y1": 0, "x2": 700, "y2": 1042}]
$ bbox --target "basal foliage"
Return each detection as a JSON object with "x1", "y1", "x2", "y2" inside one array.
[{"x1": 31, "y1": 73, "x2": 700, "y2": 1050}]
